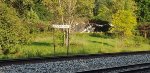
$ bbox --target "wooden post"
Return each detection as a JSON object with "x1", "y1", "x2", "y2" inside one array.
[
  {"x1": 66, "y1": 28, "x2": 70, "y2": 56},
  {"x1": 144, "y1": 31, "x2": 147, "y2": 38},
  {"x1": 63, "y1": 29, "x2": 66, "y2": 46},
  {"x1": 53, "y1": 28, "x2": 56, "y2": 56}
]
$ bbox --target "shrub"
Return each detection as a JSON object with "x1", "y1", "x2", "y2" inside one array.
[
  {"x1": 24, "y1": 19, "x2": 49, "y2": 34},
  {"x1": 0, "y1": 2, "x2": 31, "y2": 54},
  {"x1": 24, "y1": 9, "x2": 49, "y2": 33},
  {"x1": 54, "y1": 30, "x2": 64, "y2": 46}
]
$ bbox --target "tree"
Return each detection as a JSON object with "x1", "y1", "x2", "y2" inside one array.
[
  {"x1": 111, "y1": 0, "x2": 136, "y2": 13},
  {"x1": 135, "y1": 0, "x2": 150, "y2": 22},
  {"x1": 92, "y1": 0, "x2": 137, "y2": 37},
  {"x1": 33, "y1": 2, "x2": 53, "y2": 21},
  {"x1": 134, "y1": 0, "x2": 150, "y2": 38},
  {"x1": 4, "y1": 0, "x2": 51, "y2": 33},
  {"x1": 3, "y1": 0, "x2": 34, "y2": 17},
  {"x1": 42, "y1": 0, "x2": 94, "y2": 25},
  {"x1": 93, "y1": 0, "x2": 113, "y2": 21},
  {"x1": 76, "y1": 0, "x2": 94, "y2": 17},
  {"x1": 92, "y1": 0, "x2": 136, "y2": 22},
  {"x1": 112, "y1": 10, "x2": 137, "y2": 36}
]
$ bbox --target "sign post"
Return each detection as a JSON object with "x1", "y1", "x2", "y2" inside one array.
[
  {"x1": 66, "y1": 28, "x2": 69, "y2": 55},
  {"x1": 52, "y1": 28, "x2": 56, "y2": 56},
  {"x1": 52, "y1": 25, "x2": 70, "y2": 56}
]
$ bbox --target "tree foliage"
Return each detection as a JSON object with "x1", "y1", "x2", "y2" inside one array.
[
  {"x1": 135, "y1": 0, "x2": 150, "y2": 22},
  {"x1": 33, "y1": 2, "x2": 52, "y2": 21},
  {"x1": 42, "y1": 0, "x2": 94, "y2": 24},
  {"x1": 112, "y1": 10, "x2": 137, "y2": 36},
  {"x1": 135, "y1": 0, "x2": 150, "y2": 38},
  {"x1": 0, "y1": 2, "x2": 31, "y2": 54},
  {"x1": 93, "y1": 0, "x2": 137, "y2": 21},
  {"x1": 76, "y1": 0, "x2": 94, "y2": 17}
]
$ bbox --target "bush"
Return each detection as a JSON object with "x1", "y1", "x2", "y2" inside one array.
[
  {"x1": 24, "y1": 8, "x2": 49, "y2": 33},
  {"x1": 24, "y1": 19, "x2": 49, "y2": 34},
  {"x1": 112, "y1": 10, "x2": 137, "y2": 37},
  {"x1": 0, "y1": 2, "x2": 31, "y2": 54},
  {"x1": 54, "y1": 29, "x2": 64, "y2": 46}
]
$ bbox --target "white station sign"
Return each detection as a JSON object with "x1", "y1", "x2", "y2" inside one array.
[{"x1": 52, "y1": 25, "x2": 70, "y2": 28}]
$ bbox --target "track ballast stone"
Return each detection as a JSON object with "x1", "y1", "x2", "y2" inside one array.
[{"x1": 0, "y1": 53, "x2": 150, "y2": 73}]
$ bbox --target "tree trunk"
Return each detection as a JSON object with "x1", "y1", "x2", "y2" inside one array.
[{"x1": 144, "y1": 31, "x2": 147, "y2": 38}]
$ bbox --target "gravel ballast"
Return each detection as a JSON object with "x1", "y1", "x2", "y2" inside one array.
[{"x1": 0, "y1": 53, "x2": 150, "y2": 73}]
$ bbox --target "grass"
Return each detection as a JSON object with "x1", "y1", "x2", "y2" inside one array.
[{"x1": 0, "y1": 32, "x2": 150, "y2": 59}]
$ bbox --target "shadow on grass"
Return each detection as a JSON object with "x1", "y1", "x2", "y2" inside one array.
[
  {"x1": 89, "y1": 33, "x2": 115, "y2": 39},
  {"x1": 31, "y1": 42, "x2": 53, "y2": 46},
  {"x1": 90, "y1": 41, "x2": 114, "y2": 47}
]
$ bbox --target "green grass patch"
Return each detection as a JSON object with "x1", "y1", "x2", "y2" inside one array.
[{"x1": 0, "y1": 32, "x2": 150, "y2": 59}]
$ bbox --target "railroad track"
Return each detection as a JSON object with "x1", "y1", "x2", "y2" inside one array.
[
  {"x1": 78, "y1": 63, "x2": 150, "y2": 73},
  {"x1": 122, "y1": 67, "x2": 150, "y2": 73},
  {"x1": 0, "y1": 51, "x2": 150, "y2": 73}
]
